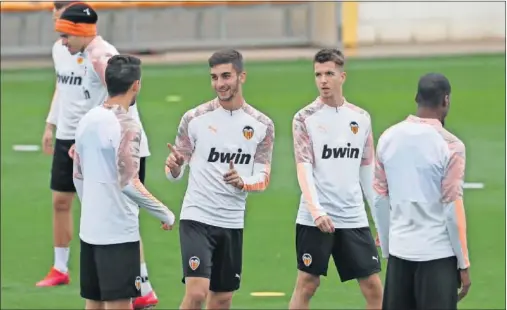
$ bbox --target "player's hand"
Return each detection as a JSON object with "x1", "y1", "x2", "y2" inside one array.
[
  {"x1": 68, "y1": 144, "x2": 76, "y2": 160},
  {"x1": 458, "y1": 268, "x2": 471, "y2": 301},
  {"x1": 161, "y1": 221, "x2": 173, "y2": 231},
  {"x1": 42, "y1": 129, "x2": 54, "y2": 155},
  {"x1": 166, "y1": 143, "x2": 185, "y2": 177},
  {"x1": 166, "y1": 143, "x2": 185, "y2": 167},
  {"x1": 314, "y1": 215, "x2": 335, "y2": 233},
  {"x1": 223, "y1": 161, "x2": 244, "y2": 190}
]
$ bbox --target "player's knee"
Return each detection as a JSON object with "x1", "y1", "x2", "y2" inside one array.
[
  {"x1": 359, "y1": 273, "x2": 383, "y2": 301},
  {"x1": 184, "y1": 278, "x2": 209, "y2": 304},
  {"x1": 207, "y1": 291, "x2": 233, "y2": 309},
  {"x1": 52, "y1": 192, "x2": 74, "y2": 212},
  {"x1": 296, "y1": 272, "x2": 320, "y2": 298}
]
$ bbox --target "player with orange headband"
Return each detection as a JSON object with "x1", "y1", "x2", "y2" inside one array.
[{"x1": 38, "y1": 2, "x2": 159, "y2": 309}]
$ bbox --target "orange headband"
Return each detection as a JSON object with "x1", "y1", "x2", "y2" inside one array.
[{"x1": 55, "y1": 19, "x2": 97, "y2": 37}]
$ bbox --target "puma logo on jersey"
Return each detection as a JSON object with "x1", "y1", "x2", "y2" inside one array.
[
  {"x1": 57, "y1": 72, "x2": 83, "y2": 85},
  {"x1": 207, "y1": 148, "x2": 252, "y2": 165},
  {"x1": 321, "y1": 143, "x2": 360, "y2": 159}
]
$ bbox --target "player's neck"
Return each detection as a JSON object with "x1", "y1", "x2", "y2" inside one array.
[
  {"x1": 105, "y1": 96, "x2": 132, "y2": 112},
  {"x1": 81, "y1": 35, "x2": 97, "y2": 52},
  {"x1": 219, "y1": 96, "x2": 244, "y2": 112},
  {"x1": 416, "y1": 108, "x2": 442, "y2": 122},
  {"x1": 320, "y1": 94, "x2": 344, "y2": 108}
]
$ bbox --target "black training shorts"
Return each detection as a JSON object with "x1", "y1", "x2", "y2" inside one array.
[
  {"x1": 179, "y1": 219, "x2": 243, "y2": 292},
  {"x1": 296, "y1": 224, "x2": 381, "y2": 282},
  {"x1": 80, "y1": 239, "x2": 141, "y2": 301},
  {"x1": 50, "y1": 139, "x2": 76, "y2": 192},
  {"x1": 50, "y1": 139, "x2": 146, "y2": 192},
  {"x1": 382, "y1": 255, "x2": 460, "y2": 310}
]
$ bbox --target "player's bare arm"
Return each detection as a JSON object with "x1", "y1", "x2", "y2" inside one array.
[
  {"x1": 292, "y1": 113, "x2": 334, "y2": 233},
  {"x1": 441, "y1": 140, "x2": 471, "y2": 301},
  {"x1": 232, "y1": 119, "x2": 275, "y2": 192},
  {"x1": 42, "y1": 79, "x2": 61, "y2": 155},
  {"x1": 373, "y1": 145, "x2": 390, "y2": 258},
  {"x1": 119, "y1": 124, "x2": 175, "y2": 228}
]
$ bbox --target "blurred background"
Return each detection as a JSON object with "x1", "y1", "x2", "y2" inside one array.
[{"x1": 1, "y1": 1, "x2": 506, "y2": 309}]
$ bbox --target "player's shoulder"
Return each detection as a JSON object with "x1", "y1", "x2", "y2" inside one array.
[
  {"x1": 242, "y1": 103, "x2": 274, "y2": 130},
  {"x1": 86, "y1": 36, "x2": 119, "y2": 61},
  {"x1": 182, "y1": 99, "x2": 220, "y2": 124},
  {"x1": 437, "y1": 127, "x2": 465, "y2": 153},
  {"x1": 377, "y1": 121, "x2": 404, "y2": 145},
  {"x1": 293, "y1": 97, "x2": 323, "y2": 122},
  {"x1": 343, "y1": 99, "x2": 371, "y2": 121}
]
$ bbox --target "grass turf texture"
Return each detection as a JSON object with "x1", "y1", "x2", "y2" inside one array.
[{"x1": 1, "y1": 54, "x2": 505, "y2": 309}]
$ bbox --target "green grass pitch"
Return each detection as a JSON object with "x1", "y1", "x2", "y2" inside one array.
[{"x1": 1, "y1": 53, "x2": 505, "y2": 309}]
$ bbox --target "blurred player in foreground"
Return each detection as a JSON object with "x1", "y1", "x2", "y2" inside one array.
[
  {"x1": 165, "y1": 49, "x2": 275, "y2": 310},
  {"x1": 72, "y1": 54, "x2": 175, "y2": 310},
  {"x1": 289, "y1": 49, "x2": 383, "y2": 310},
  {"x1": 39, "y1": 2, "x2": 159, "y2": 308},
  {"x1": 374, "y1": 73, "x2": 471, "y2": 310}
]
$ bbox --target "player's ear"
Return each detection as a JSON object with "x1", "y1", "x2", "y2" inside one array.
[
  {"x1": 131, "y1": 80, "x2": 141, "y2": 93},
  {"x1": 443, "y1": 94, "x2": 450, "y2": 107},
  {"x1": 239, "y1": 71, "x2": 247, "y2": 84},
  {"x1": 341, "y1": 71, "x2": 347, "y2": 83}
]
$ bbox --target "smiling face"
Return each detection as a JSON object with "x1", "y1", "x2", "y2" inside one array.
[{"x1": 210, "y1": 63, "x2": 246, "y2": 102}]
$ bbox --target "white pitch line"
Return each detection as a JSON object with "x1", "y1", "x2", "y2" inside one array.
[
  {"x1": 12, "y1": 144, "x2": 40, "y2": 152},
  {"x1": 463, "y1": 182, "x2": 484, "y2": 189}
]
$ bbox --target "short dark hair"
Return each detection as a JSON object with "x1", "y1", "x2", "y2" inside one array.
[
  {"x1": 314, "y1": 49, "x2": 345, "y2": 69},
  {"x1": 105, "y1": 55, "x2": 142, "y2": 97},
  {"x1": 208, "y1": 49, "x2": 244, "y2": 73},
  {"x1": 415, "y1": 73, "x2": 451, "y2": 107},
  {"x1": 53, "y1": 1, "x2": 74, "y2": 10}
]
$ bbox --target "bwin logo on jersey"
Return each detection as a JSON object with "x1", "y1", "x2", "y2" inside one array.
[
  {"x1": 207, "y1": 148, "x2": 252, "y2": 165},
  {"x1": 321, "y1": 143, "x2": 360, "y2": 159},
  {"x1": 57, "y1": 72, "x2": 82, "y2": 86}
]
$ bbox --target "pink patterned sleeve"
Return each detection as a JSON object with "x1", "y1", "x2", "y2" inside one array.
[
  {"x1": 293, "y1": 114, "x2": 314, "y2": 164},
  {"x1": 173, "y1": 112, "x2": 195, "y2": 162},
  {"x1": 373, "y1": 156, "x2": 389, "y2": 196},
  {"x1": 442, "y1": 141, "x2": 466, "y2": 203},
  {"x1": 362, "y1": 129, "x2": 375, "y2": 166},
  {"x1": 117, "y1": 124, "x2": 142, "y2": 188},
  {"x1": 91, "y1": 52, "x2": 114, "y2": 86}
]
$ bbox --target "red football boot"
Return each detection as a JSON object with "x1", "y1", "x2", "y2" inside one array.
[
  {"x1": 133, "y1": 291, "x2": 159, "y2": 309},
  {"x1": 35, "y1": 267, "x2": 70, "y2": 287}
]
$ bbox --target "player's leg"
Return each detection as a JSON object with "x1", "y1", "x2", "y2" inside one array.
[
  {"x1": 37, "y1": 139, "x2": 75, "y2": 287},
  {"x1": 382, "y1": 255, "x2": 417, "y2": 310},
  {"x1": 289, "y1": 224, "x2": 334, "y2": 310},
  {"x1": 179, "y1": 220, "x2": 214, "y2": 309},
  {"x1": 414, "y1": 256, "x2": 459, "y2": 310},
  {"x1": 80, "y1": 239, "x2": 105, "y2": 310},
  {"x1": 133, "y1": 157, "x2": 159, "y2": 309},
  {"x1": 96, "y1": 241, "x2": 141, "y2": 310},
  {"x1": 206, "y1": 227, "x2": 243, "y2": 309},
  {"x1": 332, "y1": 227, "x2": 383, "y2": 309}
]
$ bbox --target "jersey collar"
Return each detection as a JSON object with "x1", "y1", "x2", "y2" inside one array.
[{"x1": 406, "y1": 115, "x2": 443, "y2": 128}]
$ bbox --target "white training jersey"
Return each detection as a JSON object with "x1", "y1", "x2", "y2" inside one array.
[
  {"x1": 293, "y1": 97, "x2": 375, "y2": 229},
  {"x1": 166, "y1": 98, "x2": 275, "y2": 229},
  {"x1": 46, "y1": 38, "x2": 150, "y2": 157},
  {"x1": 74, "y1": 105, "x2": 141, "y2": 245},
  {"x1": 373, "y1": 115, "x2": 470, "y2": 269}
]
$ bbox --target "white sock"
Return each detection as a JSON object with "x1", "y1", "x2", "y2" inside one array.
[
  {"x1": 140, "y1": 263, "x2": 153, "y2": 296},
  {"x1": 54, "y1": 247, "x2": 70, "y2": 273}
]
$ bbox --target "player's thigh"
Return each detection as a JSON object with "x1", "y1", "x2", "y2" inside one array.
[
  {"x1": 382, "y1": 255, "x2": 417, "y2": 310},
  {"x1": 138, "y1": 157, "x2": 146, "y2": 185},
  {"x1": 179, "y1": 220, "x2": 214, "y2": 281},
  {"x1": 80, "y1": 239, "x2": 101, "y2": 301},
  {"x1": 331, "y1": 227, "x2": 381, "y2": 282},
  {"x1": 209, "y1": 227, "x2": 243, "y2": 293},
  {"x1": 50, "y1": 139, "x2": 76, "y2": 193},
  {"x1": 414, "y1": 256, "x2": 460, "y2": 310},
  {"x1": 295, "y1": 224, "x2": 334, "y2": 277},
  {"x1": 95, "y1": 241, "x2": 141, "y2": 301}
]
